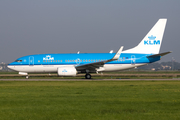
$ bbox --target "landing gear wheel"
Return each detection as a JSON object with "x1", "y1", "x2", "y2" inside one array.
[
  {"x1": 26, "y1": 76, "x2": 29, "y2": 79},
  {"x1": 85, "y1": 74, "x2": 91, "y2": 79}
]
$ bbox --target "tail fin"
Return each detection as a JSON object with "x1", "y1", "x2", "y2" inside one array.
[{"x1": 123, "y1": 19, "x2": 167, "y2": 54}]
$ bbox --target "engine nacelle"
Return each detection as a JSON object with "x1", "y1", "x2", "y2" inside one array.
[
  {"x1": 57, "y1": 66, "x2": 77, "y2": 76},
  {"x1": 19, "y1": 72, "x2": 28, "y2": 75}
]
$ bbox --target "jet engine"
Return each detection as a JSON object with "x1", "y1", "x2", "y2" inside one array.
[{"x1": 57, "y1": 66, "x2": 77, "y2": 76}]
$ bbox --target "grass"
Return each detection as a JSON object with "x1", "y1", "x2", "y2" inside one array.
[
  {"x1": 0, "y1": 81, "x2": 180, "y2": 120},
  {"x1": 0, "y1": 71, "x2": 18, "y2": 74}
]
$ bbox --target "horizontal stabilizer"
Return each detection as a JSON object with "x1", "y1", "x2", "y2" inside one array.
[{"x1": 147, "y1": 51, "x2": 172, "y2": 58}]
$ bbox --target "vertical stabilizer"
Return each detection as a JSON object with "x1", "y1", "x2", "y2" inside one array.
[{"x1": 123, "y1": 19, "x2": 167, "y2": 54}]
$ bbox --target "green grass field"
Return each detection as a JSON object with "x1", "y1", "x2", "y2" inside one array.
[{"x1": 0, "y1": 81, "x2": 180, "y2": 120}]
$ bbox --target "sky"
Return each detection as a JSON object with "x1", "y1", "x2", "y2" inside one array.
[{"x1": 0, "y1": 0, "x2": 180, "y2": 63}]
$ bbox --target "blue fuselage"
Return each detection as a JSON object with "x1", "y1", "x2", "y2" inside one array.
[{"x1": 8, "y1": 53, "x2": 160, "y2": 66}]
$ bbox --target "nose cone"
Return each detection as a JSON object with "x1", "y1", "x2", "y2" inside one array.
[
  {"x1": 7, "y1": 63, "x2": 14, "y2": 70},
  {"x1": 7, "y1": 64, "x2": 11, "y2": 69}
]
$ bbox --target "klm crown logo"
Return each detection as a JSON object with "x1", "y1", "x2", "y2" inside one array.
[
  {"x1": 148, "y1": 35, "x2": 156, "y2": 40},
  {"x1": 62, "y1": 69, "x2": 67, "y2": 73},
  {"x1": 144, "y1": 35, "x2": 160, "y2": 45}
]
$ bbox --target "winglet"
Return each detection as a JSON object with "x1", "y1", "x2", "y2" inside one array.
[{"x1": 113, "y1": 46, "x2": 124, "y2": 60}]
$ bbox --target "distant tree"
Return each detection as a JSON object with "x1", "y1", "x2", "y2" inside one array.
[{"x1": 138, "y1": 61, "x2": 180, "y2": 70}]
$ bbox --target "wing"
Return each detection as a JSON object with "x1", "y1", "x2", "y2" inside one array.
[{"x1": 76, "y1": 46, "x2": 124, "y2": 73}]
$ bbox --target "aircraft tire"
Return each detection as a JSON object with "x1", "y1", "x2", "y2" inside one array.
[{"x1": 85, "y1": 74, "x2": 91, "y2": 79}]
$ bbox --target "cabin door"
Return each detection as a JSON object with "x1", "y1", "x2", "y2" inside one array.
[
  {"x1": 131, "y1": 55, "x2": 136, "y2": 65},
  {"x1": 29, "y1": 56, "x2": 34, "y2": 66}
]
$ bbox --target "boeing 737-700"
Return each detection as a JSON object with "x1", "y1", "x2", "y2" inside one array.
[{"x1": 8, "y1": 19, "x2": 171, "y2": 79}]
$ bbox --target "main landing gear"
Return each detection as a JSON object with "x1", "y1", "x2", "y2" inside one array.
[{"x1": 85, "y1": 73, "x2": 91, "y2": 79}]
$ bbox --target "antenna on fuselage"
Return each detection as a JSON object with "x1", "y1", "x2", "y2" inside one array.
[{"x1": 109, "y1": 50, "x2": 113, "y2": 53}]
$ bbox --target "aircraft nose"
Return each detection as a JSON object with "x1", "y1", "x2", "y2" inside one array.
[
  {"x1": 7, "y1": 64, "x2": 13, "y2": 70},
  {"x1": 7, "y1": 64, "x2": 11, "y2": 69}
]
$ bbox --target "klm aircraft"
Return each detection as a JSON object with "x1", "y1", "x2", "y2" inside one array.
[{"x1": 8, "y1": 19, "x2": 171, "y2": 79}]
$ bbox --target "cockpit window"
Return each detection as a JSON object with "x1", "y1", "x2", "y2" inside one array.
[{"x1": 15, "y1": 60, "x2": 22, "y2": 62}]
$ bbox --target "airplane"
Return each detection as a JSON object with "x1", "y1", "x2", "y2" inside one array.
[{"x1": 8, "y1": 19, "x2": 171, "y2": 79}]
